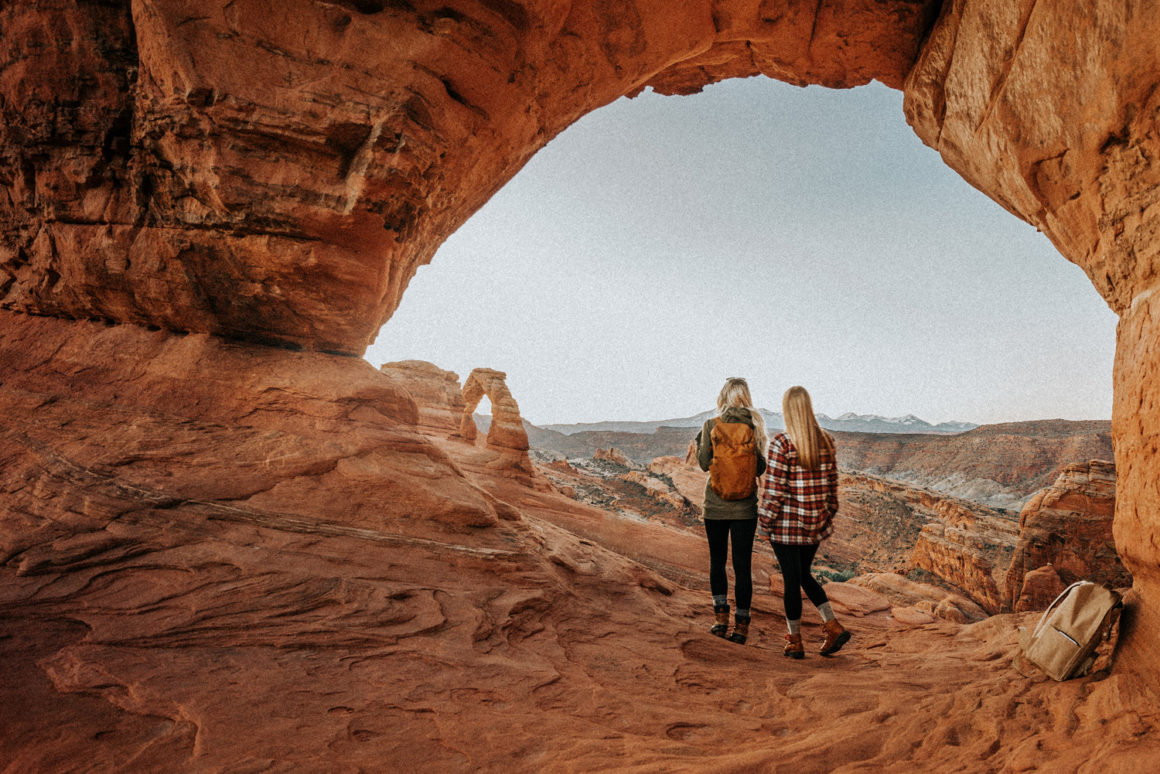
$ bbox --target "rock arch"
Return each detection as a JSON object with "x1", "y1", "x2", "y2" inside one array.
[
  {"x1": 459, "y1": 368, "x2": 530, "y2": 452},
  {"x1": 1, "y1": 0, "x2": 1159, "y2": 675}
]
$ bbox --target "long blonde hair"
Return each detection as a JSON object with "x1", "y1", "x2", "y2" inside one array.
[
  {"x1": 716, "y1": 377, "x2": 767, "y2": 450},
  {"x1": 782, "y1": 385, "x2": 833, "y2": 470}
]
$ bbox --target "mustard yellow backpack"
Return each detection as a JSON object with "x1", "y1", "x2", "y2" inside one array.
[{"x1": 708, "y1": 419, "x2": 758, "y2": 500}]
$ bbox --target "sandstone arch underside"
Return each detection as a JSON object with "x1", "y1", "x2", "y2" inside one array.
[{"x1": 2, "y1": 0, "x2": 1159, "y2": 681}]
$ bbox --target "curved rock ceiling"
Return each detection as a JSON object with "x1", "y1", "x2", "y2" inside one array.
[
  {"x1": 2, "y1": 0, "x2": 1159, "y2": 677},
  {"x1": 0, "y1": 0, "x2": 938, "y2": 351}
]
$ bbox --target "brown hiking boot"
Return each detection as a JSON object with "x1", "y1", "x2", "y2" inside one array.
[
  {"x1": 727, "y1": 615, "x2": 750, "y2": 645},
  {"x1": 820, "y1": 619, "x2": 851, "y2": 656},
  {"x1": 710, "y1": 605, "x2": 730, "y2": 638},
  {"x1": 784, "y1": 633, "x2": 804, "y2": 659}
]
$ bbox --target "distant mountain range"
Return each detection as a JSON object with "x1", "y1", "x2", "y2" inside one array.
[{"x1": 539, "y1": 410, "x2": 978, "y2": 436}]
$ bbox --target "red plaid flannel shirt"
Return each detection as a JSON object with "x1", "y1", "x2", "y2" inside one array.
[{"x1": 757, "y1": 432, "x2": 839, "y2": 545}]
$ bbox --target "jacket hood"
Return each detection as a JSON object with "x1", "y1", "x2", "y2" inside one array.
[{"x1": 718, "y1": 406, "x2": 756, "y2": 425}]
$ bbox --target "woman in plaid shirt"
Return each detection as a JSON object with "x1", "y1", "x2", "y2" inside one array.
[{"x1": 758, "y1": 385, "x2": 851, "y2": 659}]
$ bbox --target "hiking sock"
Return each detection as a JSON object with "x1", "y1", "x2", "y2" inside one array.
[
  {"x1": 787, "y1": 619, "x2": 801, "y2": 635},
  {"x1": 818, "y1": 603, "x2": 836, "y2": 623},
  {"x1": 735, "y1": 607, "x2": 751, "y2": 620},
  {"x1": 713, "y1": 594, "x2": 728, "y2": 608}
]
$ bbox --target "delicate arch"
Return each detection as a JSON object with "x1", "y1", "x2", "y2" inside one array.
[{"x1": 459, "y1": 368, "x2": 530, "y2": 452}]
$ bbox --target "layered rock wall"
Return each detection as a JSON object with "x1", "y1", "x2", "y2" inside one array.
[
  {"x1": 0, "y1": 0, "x2": 937, "y2": 352},
  {"x1": 1003, "y1": 460, "x2": 1129, "y2": 609},
  {"x1": 380, "y1": 360, "x2": 465, "y2": 435},
  {"x1": 908, "y1": 500, "x2": 1019, "y2": 614},
  {"x1": 904, "y1": 0, "x2": 1160, "y2": 678},
  {"x1": 835, "y1": 421, "x2": 1113, "y2": 510}
]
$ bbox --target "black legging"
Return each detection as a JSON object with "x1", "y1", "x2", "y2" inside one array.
[
  {"x1": 704, "y1": 518, "x2": 757, "y2": 612},
  {"x1": 772, "y1": 543, "x2": 829, "y2": 621}
]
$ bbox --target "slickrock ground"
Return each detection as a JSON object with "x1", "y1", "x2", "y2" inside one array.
[{"x1": 4, "y1": 322, "x2": 1160, "y2": 771}]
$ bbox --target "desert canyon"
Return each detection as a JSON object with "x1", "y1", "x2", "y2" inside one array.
[{"x1": 3, "y1": 1, "x2": 1160, "y2": 771}]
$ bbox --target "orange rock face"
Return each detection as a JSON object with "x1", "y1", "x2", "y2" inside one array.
[
  {"x1": 593, "y1": 447, "x2": 634, "y2": 468},
  {"x1": 1004, "y1": 461, "x2": 1129, "y2": 608},
  {"x1": 834, "y1": 472, "x2": 1019, "y2": 614},
  {"x1": 835, "y1": 421, "x2": 1113, "y2": 510},
  {"x1": 0, "y1": 0, "x2": 937, "y2": 352},
  {"x1": 4, "y1": 314, "x2": 1160, "y2": 770},
  {"x1": 7, "y1": 0, "x2": 1160, "y2": 765},
  {"x1": 380, "y1": 360, "x2": 465, "y2": 435},
  {"x1": 908, "y1": 500, "x2": 1019, "y2": 615},
  {"x1": 903, "y1": 0, "x2": 1160, "y2": 681},
  {"x1": 1013, "y1": 564, "x2": 1067, "y2": 614}
]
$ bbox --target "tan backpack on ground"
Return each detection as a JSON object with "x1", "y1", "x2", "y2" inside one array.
[
  {"x1": 1021, "y1": 581, "x2": 1123, "y2": 681},
  {"x1": 708, "y1": 420, "x2": 758, "y2": 500}
]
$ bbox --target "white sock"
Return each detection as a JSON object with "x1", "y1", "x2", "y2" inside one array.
[
  {"x1": 787, "y1": 619, "x2": 801, "y2": 635},
  {"x1": 818, "y1": 602, "x2": 835, "y2": 623}
]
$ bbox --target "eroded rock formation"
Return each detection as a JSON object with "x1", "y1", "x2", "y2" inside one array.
[
  {"x1": 848, "y1": 572, "x2": 990, "y2": 624},
  {"x1": 1004, "y1": 460, "x2": 1130, "y2": 610},
  {"x1": 908, "y1": 499, "x2": 1019, "y2": 615},
  {"x1": 529, "y1": 419, "x2": 1114, "y2": 510},
  {"x1": 1013, "y1": 563, "x2": 1067, "y2": 614},
  {"x1": 903, "y1": 0, "x2": 1160, "y2": 678},
  {"x1": 5, "y1": 0, "x2": 1160, "y2": 766},
  {"x1": 835, "y1": 421, "x2": 1114, "y2": 510},
  {"x1": 593, "y1": 447, "x2": 634, "y2": 468},
  {"x1": 831, "y1": 471, "x2": 1018, "y2": 614},
  {"x1": 380, "y1": 359, "x2": 465, "y2": 435},
  {"x1": 0, "y1": 0, "x2": 938, "y2": 353},
  {"x1": 460, "y1": 367, "x2": 529, "y2": 451}
]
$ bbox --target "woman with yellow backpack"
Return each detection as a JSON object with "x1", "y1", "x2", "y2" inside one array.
[{"x1": 693, "y1": 377, "x2": 767, "y2": 644}]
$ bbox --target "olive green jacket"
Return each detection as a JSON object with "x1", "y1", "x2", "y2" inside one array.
[{"x1": 694, "y1": 407, "x2": 767, "y2": 520}]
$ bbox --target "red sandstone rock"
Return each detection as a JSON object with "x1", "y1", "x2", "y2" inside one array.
[
  {"x1": 648, "y1": 455, "x2": 709, "y2": 507},
  {"x1": 0, "y1": 0, "x2": 938, "y2": 353},
  {"x1": 903, "y1": 0, "x2": 1160, "y2": 684},
  {"x1": 835, "y1": 421, "x2": 1113, "y2": 509},
  {"x1": 1014, "y1": 564, "x2": 1068, "y2": 614},
  {"x1": 829, "y1": 472, "x2": 1018, "y2": 613},
  {"x1": 621, "y1": 470, "x2": 694, "y2": 513},
  {"x1": 821, "y1": 581, "x2": 892, "y2": 618},
  {"x1": 593, "y1": 447, "x2": 635, "y2": 468},
  {"x1": 4, "y1": 0, "x2": 1160, "y2": 764},
  {"x1": 3, "y1": 314, "x2": 1160, "y2": 770},
  {"x1": 460, "y1": 368, "x2": 529, "y2": 452},
  {"x1": 1004, "y1": 460, "x2": 1129, "y2": 609},
  {"x1": 850, "y1": 572, "x2": 989, "y2": 623},
  {"x1": 379, "y1": 362, "x2": 542, "y2": 487},
  {"x1": 536, "y1": 452, "x2": 700, "y2": 529},
  {"x1": 908, "y1": 498, "x2": 1019, "y2": 614},
  {"x1": 532, "y1": 421, "x2": 1113, "y2": 510},
  {"x1": 379, "y1": 360, "x2": 465, "y2": 435}
]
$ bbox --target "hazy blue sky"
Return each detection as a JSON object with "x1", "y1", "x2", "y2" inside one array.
[{"x1": 365, "y1": 77, "x2": 1117, "y2": 426}]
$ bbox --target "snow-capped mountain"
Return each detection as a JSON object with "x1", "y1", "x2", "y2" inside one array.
[
  {"x1": 540, "y1": 411, "x2": 977, "y2": 436},
  {"x1": 818, "y1": 412, "x2": 977, "y2": 434}
]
